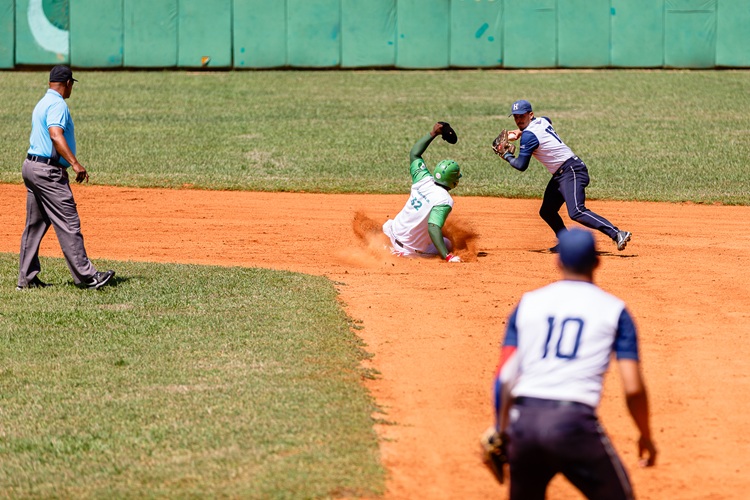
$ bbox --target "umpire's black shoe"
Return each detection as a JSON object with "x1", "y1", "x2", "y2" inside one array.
[
  {"x1": 83, "y1": 270, "x2": 115, "y2": 290},
  {"x1": 15, "y1": 276, "x2": 52, "y2": 291},
  {"x1": 615, "y1": 231, "x2": 632, "y2": 251}
]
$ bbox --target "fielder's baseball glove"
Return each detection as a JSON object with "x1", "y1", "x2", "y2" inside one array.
[
  {"x1": 492, "y1": 129, "x2": 515, "y2": 157},
  {"x1": 438, "y1": 121, "x2": 458, "y2": 144},
  {"x1": 480, "y1": 427, "x2": 509, "y2": 485}
]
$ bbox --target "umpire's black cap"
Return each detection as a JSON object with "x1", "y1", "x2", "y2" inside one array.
[{"x1": 49, "y1": 65, "x2": 78, "y2": 83}]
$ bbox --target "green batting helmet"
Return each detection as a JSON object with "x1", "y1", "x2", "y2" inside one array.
[{"x1": 433, "y1": 159, "x2": 462, "y2": 190}]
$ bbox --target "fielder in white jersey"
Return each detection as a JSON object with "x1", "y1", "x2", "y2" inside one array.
[
  {"x1": 499, "y1": 99, "x2": 632, "y2": 253},
  {"x1": 383, "y1": 122, "x2": 462, "y2": 262},
  {"x1": 486, "y1": 229, "x2": 656, "y2": 499}
]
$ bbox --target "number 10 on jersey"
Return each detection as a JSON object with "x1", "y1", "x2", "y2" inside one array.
[{"x1": 542, "y1": 317, "x2": 584, "y2": 360}]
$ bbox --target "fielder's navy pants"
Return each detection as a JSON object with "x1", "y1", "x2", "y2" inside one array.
[
  {"x1": 507, "y1": 397, "x2": 634, "y2": 500},
  {"x1": 540, "y1": 157, "x2": 619, "y2": 240}
]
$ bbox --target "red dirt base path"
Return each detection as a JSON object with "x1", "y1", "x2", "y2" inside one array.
[{"x1": 1, "y1": 183, "x2": 749, "y2": 499}]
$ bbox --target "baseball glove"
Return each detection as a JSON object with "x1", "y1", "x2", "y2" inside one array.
[
  {"x1": 492, "y1": 129, "x2": 515, "y2": 157},
  {"x1": 438, "y1": 121, "x2": 458, "y2": 144},
  {"x1": 480, "y1": 427, "x2": 509, "y2": 485}
]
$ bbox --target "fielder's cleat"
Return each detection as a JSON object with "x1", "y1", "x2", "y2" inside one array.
[
  {"x1": 15, "y1": 276, "x2": 51, "y2": 291},
  {"x1": 615, "y1": 231, "x2": 632, "y2": 251},
  {"x1": 83, "y1": 270, "x2": 115, "y2": 290},
  {"x1": 548, "y1": 244, "x2": 560, "y2": 254}
]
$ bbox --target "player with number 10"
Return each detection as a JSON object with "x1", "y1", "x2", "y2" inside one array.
[{"x1": 484, "y1": 229, "x2": 656, "y2": 499}]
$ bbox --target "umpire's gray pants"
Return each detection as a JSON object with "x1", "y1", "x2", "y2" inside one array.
[{"x1": 18, "y1": 159, "x2": 96, "y2": 286}]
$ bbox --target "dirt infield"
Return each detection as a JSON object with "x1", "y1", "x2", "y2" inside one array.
[{"x1": 1, "y1": 183, "x2": 749, "y2": 499}]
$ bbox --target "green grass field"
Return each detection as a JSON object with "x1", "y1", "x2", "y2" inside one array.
[
  {"x1": 1, "y1": 70, "x2": 748, "y2": 203},
  {"x1": 1, "y1": 69, "x2": 748, "y2": 497},
  {"x1": 0, "y1": 255, "x2": 383, "y2": 498}
]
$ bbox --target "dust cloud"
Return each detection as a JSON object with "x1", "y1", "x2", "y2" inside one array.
[{"x1": 349, "y1": 210, "x2": 479, "y2": 263}]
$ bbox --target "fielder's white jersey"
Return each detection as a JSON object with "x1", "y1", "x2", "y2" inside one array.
[
  {"x1": 504, "y1": 280, "x2": 639, "y2": 408},
  {"x1": 387, "y1": 162, "x2": 453, "y2": 253},
  {"x1": 519, "y1": 116, "x2": 576, "y2": 174}
]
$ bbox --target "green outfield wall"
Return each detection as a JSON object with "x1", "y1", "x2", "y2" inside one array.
[
  {"x1": 3, "y1": 0, "x2": 747, "y2": 69},
  {"x1": 123, "y1": 0, "x2": 177, "y2": 67},
  {"x1": 0, "y1": 0, "x2": 13, "y2": 68}
]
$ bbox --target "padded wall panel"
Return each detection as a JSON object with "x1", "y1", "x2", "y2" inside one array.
[
  {"x1": 716, "y1": 0, "x2": 750, "y2": 67},
  {"x1": 503, "y1": 0, "x2": 556, "y2": 68},
  {"x1": 15, "y1": 0, "x2": 69, "y2": 64},
  {"x1": 396, "y1": 0, "x2": 449, "y2": 69},
  {"x1": 341, "y1": 0, "x2": 395, "y2": 68},
  {"x1": 178, "y1": 0, "x2": 232, "y2": 68},
  {"x1": 611, "y1": 0, "x2": 663, "y2": 67},
  {"x1": 449, "y1": 0, "x2": 502, "y2": 67},
  {"x1": 665, "y1": 0, "x2": 716, "y2": 68},
  {"x1": 233, "y1": 0, "x2": 286, "y2": 68},
  {"x1": 558, "y1": 0, "x2": 609, "y2": 67},
  {"x1": 0, "y1": 0, "x2": 13, "y2": 67},
  {"x1": 123, "y1": 0, "x2": 177, "y2": 67},
  {"x1": 287, "y1": 0, "x2": 340, "y2": 67},
  {"x1": 70, "y1": 0, "x2": 123, "y2": 67}
]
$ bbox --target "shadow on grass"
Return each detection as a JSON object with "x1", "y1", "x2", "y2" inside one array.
[{"x1": 65, "y1": 274, "x2": 137, "y2": 290}]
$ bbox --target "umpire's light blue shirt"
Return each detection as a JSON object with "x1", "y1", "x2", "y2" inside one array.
[{"x1": 28, "y1": 89, "x2": 76, "y2": 168}]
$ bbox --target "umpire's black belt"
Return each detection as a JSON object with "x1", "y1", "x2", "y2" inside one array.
[
  {"x1": 27, "y1": 154, "x2": 62, "y2": 167},
  {"x1": 514, "y1": 396, "x2": 593, "y2": 411}
]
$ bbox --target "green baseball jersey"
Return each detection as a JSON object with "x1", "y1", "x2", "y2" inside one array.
[
  {"x1": 387, "y1": 158, "x2": 454, "y2": 252},
  {"x1": 409, "y1": 159, "x2": 452, "y2": 228}
]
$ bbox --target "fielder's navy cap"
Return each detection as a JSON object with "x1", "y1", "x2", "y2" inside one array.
[
  {"x1": 558, "y1": 229, "x2": 598, "y2": 271},
  {"x1": 509, "y1": 99, "x2": 532, "y2": 116},
  {"x1": 49, "y1": 65, "x2": 77, "y2": 83}
]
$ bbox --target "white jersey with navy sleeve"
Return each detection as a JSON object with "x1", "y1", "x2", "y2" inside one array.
[
  {"x1": 503, "y1": 280, "x2": 639, "y2": 408},
  {"x1": 518, "y1": 116, "x2": 575, "y2": 174}
]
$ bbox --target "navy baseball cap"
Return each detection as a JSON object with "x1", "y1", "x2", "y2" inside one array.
[
  {"x1": 49, "y1": 65, "x2": 78, "y2": 83},
  {"x1": 558, "y1": 229, "x2": 598, "y2": 271},
  {"x1": 509, "y1": 99, "x2": 532, "y2": 116}
]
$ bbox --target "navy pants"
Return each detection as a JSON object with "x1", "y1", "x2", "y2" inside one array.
[
  {"x1": 539, "y1": 157, "x2": 619, "y2": 240},
  {"x1": 508, "y1": 397, "x2": 634, "y2": 500}
]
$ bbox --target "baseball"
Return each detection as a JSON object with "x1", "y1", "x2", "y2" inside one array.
[{"x1": 507, "y1": 131, "x2": 518, "y2": 141}]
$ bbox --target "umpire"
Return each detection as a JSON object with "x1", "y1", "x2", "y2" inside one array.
[
  {"x1": 17, "y1": 66, "x2": 114, "y2": 290},
  {"x1": 488, "y1": 229, "x2": 656, "y2": 499}
]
